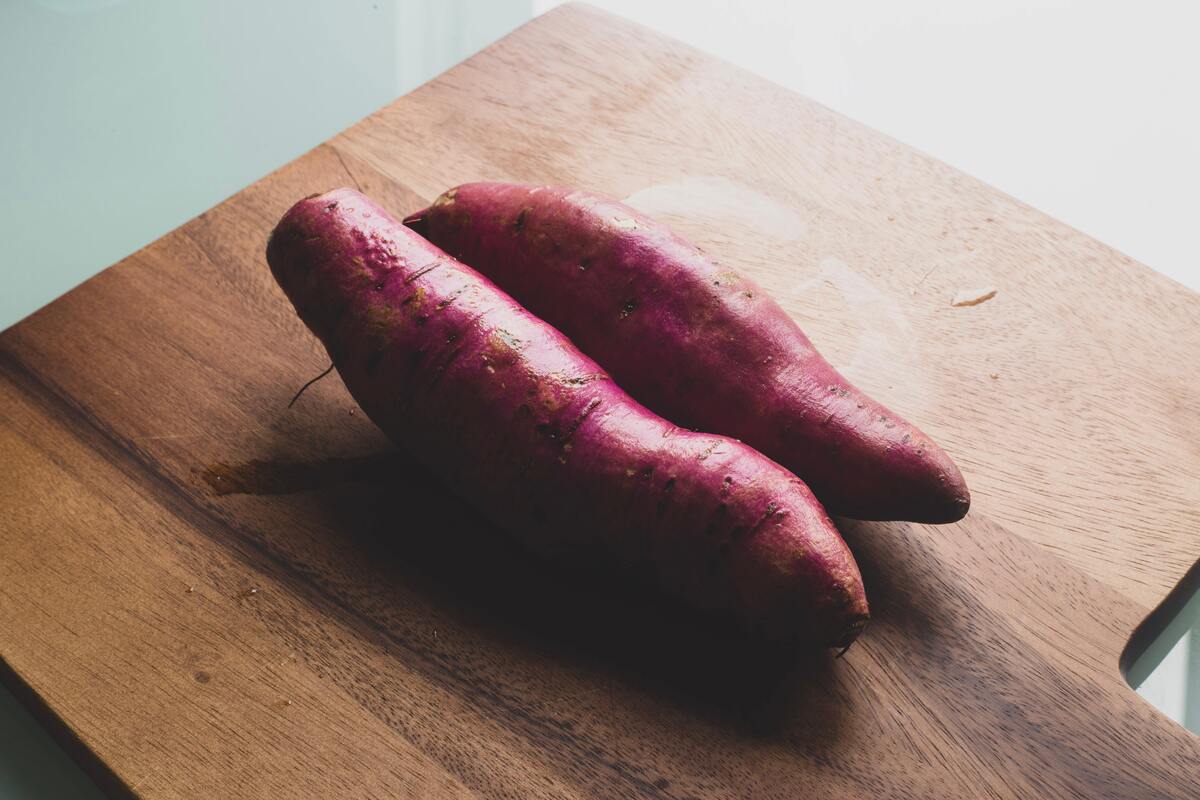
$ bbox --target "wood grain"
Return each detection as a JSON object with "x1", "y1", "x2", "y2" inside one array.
[{"x1": 1, "y1": 5, "x2": 1197, "y2": 797}]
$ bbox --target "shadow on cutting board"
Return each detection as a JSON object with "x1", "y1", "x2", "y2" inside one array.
[{"x1": 198, "y1": 442, "x2": 899, "y2": 740}]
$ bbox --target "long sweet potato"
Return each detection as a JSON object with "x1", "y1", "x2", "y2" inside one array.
[
  {"x1": 267, "y1": 188, "x2": 867, "y2": 645},
  {"x1": 405, "y1": 183, "x2": 969, "y2": 523}
]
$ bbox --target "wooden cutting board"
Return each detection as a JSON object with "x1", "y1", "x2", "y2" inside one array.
[{"x1": 1, "y1": 5, "x2": 1197, "y2": 798}]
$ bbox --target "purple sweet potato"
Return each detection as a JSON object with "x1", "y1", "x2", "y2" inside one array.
[
  {"x1": 267, "y1": 188, "x2": 867, "y2": 645},
  {"x1": 405, "y1": 183, "x2": 969, "y2": 523}
]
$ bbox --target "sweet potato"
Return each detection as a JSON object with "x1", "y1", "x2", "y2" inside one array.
[
  {"x1": 267, "y1": 188, "x2": 867, "y2": 645},
  {"x1": 405, "y1": 183, "x2": 969, "y2": 523}
]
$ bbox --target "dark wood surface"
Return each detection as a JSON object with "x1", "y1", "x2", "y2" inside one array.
[{"x1": 1, "y1": 5, "x2": 1197, "y2": 797}]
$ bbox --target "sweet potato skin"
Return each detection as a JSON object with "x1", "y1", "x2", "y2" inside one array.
[
  {"x1": 405, "y1": 183, "x2": 969, "y2": 523},
  {"x1": 267, "y1": 188, "x2": 867, "y2": 645}
]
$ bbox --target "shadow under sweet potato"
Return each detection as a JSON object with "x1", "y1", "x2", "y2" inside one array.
[
  {"x1": 835, "y1": 516, "x2": 964, "y2": 654},
  {"x1": 202, "y1": 445, "x2": 850, "y2": 739}
]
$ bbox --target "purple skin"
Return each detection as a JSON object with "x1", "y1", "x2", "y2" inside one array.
[
  {"x1": 267, "y1": 188, "x2": 868, "y2": 646},
  {"x1": 404, "y1": 184, "x2": 970, "y2": 524}
]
